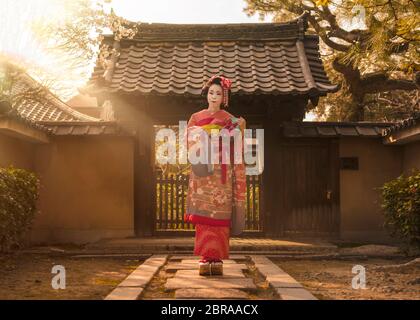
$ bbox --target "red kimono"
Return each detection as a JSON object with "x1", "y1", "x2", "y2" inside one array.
[{"x1": 184, "y1": 109, "x2": 246, "y2": 261}]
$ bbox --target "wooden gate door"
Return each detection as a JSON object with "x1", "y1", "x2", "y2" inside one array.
[
  {"x1": 274, "y1": 138, "x2": 340, "y2": 236},
  {"x1": 154, "y1": 171, "x2": 263, "y2": 235}
]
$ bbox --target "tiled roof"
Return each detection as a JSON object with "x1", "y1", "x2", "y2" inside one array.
[
  {"x1": 87, "y1": 16, "x2": 338, "y2": 98},
  {"x1": 0, "y1": 64, "x2": 124, "y2": 136},
  {"x1": 282, "y1": 121, "x2": 396, "y2": 137},
  {"x1": 45, "y1": 122, "x2": 124, "y2": 135},
  {"x1": 0, "y1": 111, "x2": 52, "y2": 133},
  {"x1": 11, "y1": 73, "x2": 100, "y2": 123},
  {"x1": 382, "y1": 112, "x2": 420, "y2": 137}
]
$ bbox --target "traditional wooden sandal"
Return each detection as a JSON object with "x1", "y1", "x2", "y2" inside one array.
[
  {"x1": 198, "y1": 261, "x2": 211, "y2": 276},
  {"x1": 210, "y1": 261, "x2": 223, "y2": 275}
]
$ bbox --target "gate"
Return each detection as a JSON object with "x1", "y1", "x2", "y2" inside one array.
[
  {"x1": 155, "y1": 171, "x2": 263, "y2": 233},
  {"x1": 274, "y1": 138, "x2": 340, "y2": 236}
]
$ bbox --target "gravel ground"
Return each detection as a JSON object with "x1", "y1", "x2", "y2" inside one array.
[
  {"x1": 273, "y1": 257, "x2": 420, "y2": 300},
  {"x1": 0, "y1": 252, "x2": 141, "y2": 299}
]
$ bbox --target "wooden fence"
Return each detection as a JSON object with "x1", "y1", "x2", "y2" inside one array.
[{"x1": 155, "y1": 172, "x2": 262, "y2": 231}]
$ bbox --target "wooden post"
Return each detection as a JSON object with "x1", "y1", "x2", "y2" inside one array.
[
  {"x1": 133, "y1": 101, "x2": 156, "y2": 236},
  {"x1": 263, "y1": 103, "x2": 283, "y2": 237}
]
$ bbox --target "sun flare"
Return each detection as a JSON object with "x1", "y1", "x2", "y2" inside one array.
[{"x1": 0, "y1": 0, "x2": 98, "y2": 100}]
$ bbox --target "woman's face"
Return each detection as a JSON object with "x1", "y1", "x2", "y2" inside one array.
[{"x1": 207, "y1": 83, "x2": 223, "y2": 108}]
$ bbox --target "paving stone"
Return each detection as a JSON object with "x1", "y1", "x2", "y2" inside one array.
[
  {"x1": 175, "y1": 268, "x2": 245, "y2": 278},
  {"x1": 175, "y1": 288, "x2": 248, "y2": 299},
  {"x1": 165, "y1": 263, "x2": 198, "y2": 271},
  {"x1": 166, "y1": 263, "x2": 248, "y2": 272},
  {"x1": 276, "y1": 288, "x2": 317, "y2": 300},
  {"x1": 170, "y1": 255, "x2": 198, "y2": 261},
  {"x1": 114, "y1": 255, "x2": 167, "y2": 288},
  {"x1": 257, "y1": 265, "x2": 289, "y2": 278},
  {"x1": 142, "y1": 259, "x2": 167, "y2": 267},
  {"x1": 170, "y1": 255, "x2": 246, "y2": 260},
  {"x1": 250, "y1": 255, "x2": 272, "y2": 264},
  {"x1": 165, "y1": 277, "x2": 256, "y2": 290},
  {"x1": 181, "y1": 259, "x2": 237, "y2": 264},
  {"x1": 251, "y1": 255, "x2": 305, "y2": 290},
  {"x1": 105, "y1": 287, "x2": 144, "y2": 300},
  {"x1": 250, "y1": 255, "x2": 289, "y2": 278},
  {"x1": 118, "y1": 272, "x2": 156, "y2": 287},
  {"x1": 229, "y1": 254, "x2": 247, "y2": 260},
  {"x1": 145, "y1": 255, "x2": 167, "y2": 260},
  {"x1": 266, "y1": 275, "x2": 303, "y2": 288}
]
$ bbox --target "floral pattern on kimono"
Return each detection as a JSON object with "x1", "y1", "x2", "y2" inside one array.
[{"x1": 184, "y1": 109, "x2": 246, "y2": 233}]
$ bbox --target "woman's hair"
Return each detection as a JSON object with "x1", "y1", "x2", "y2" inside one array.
[{"x1": 201, "y1": 76, "x2": 231, "y2": 108}]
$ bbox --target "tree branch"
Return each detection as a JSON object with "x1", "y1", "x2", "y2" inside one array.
[
  {"x1": 320, "y1": 5, "x2": 366, "y2": 43},
  {"x1": 306, "y1": 15, "x2": 350, "y2": 52},
  {"x1": 361, "y1": 72, "x2": 419, "y2": 93},
  {"x1": 332, "y1": 59, "x2": 360, "y2": 79}
]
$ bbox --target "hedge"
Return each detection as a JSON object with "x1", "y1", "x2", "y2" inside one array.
[
  {"x1": 380, "y1": 169, "x2": 420, "y2": 249},
  {"x1": 0, "y1": 166, "x2": 39, "y2": 252}
]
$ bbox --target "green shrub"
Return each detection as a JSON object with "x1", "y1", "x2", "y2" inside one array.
[
  {"x1": 0, "y1": 166, "x2": 39, "y2": 252},
  {"x1": 380, "y1": 169, "x2": 420, "y2": 249}
]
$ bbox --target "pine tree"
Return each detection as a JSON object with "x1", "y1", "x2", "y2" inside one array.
[{"x1": 244, "y1": 0, "x2": 419, "y2": 121}]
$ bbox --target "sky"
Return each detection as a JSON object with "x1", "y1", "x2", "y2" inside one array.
[
  {"x1": 0, "y1": 0, "x2": 316, "y2": 120},
  {"x1": 111, "y1": 0, "x2": 271, "y2": 24},
  {"x1": 0, "y1": 0, "x2": 271, "y2": 95}
]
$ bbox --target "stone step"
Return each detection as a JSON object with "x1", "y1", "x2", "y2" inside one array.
[
  {"x1": 175, "y1": 268, "x2": 245, "y2": 278},
  {"x1": 166, "y1": 263, "x2": 248, "y2": 272},
  {"x1": 276, "y1": 288, "x2": 317, "y2": 300},
  {"x1": 105, "y1": 287, "x2": 144, "y2": 300},
  {"x1": 175, "y1": 288, "x2": 249, "y2": 299},
  {"x1": 181, "y1": 259, "x2": 237, "y2": 264},
  {"x1": 265, "y1": 275, "x2": 303, "y2": 288},
  {"x1": 170, "y1": 255, "x2": 246, "y2": 260},
  {"x1": 250, "y1": 255, "x2": 316, "y2": 299},
  {"x1": 165, "y1": 277, "x2": 256, "y2": 290},
  {"x1": 105, "y1": 255, "x2": 168, "y2": 300}
]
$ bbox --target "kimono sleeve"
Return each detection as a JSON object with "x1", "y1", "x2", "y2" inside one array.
[{"x1": 231, "y1": 117, "x2": 247, "y2": 236}]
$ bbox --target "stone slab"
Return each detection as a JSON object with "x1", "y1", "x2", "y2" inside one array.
[
  {"x1": 105, "y1": 287, "x2": 144, "y2": 300},
  {"x1": 118, "y1": 272, "x2": 156, "y2": 288},
  {"x1": 105, "y1": 255, "x2": 167, "y2": 300},
  {"x1": 175, "y1": 288, "x2": 248, "y2": 299},
  {"x1": 257, "y1": 265, "x2": 289, "y2": 278},
  {"x1": 276, "y1": 288, "x2": 317, "y2": 300},
  {"x1": 251, "y1": 255, "x2": 290, "y2": 277},
  {"x1": 251, "y1": 255, "x2": 305, "y2": 289},
  {"x1": 250, "y1": 255, "x2": 272, "y2": 264},
  {"x1": 170, "y1": 255, "x2": 246, "y2": 260},
  {"x1": 175, "y1": 268, "x2": 245, "y2": 278},
  {"x1": 165, "y1": 277, "x2": 256, "y2": 290},
  {"x1": 181, "y1": 259, "x2": 237, "y2": 264},
  {"x1": 266, "y1": 275, "x2": 303, "y2": 288},
  {"x1": 111, "y1": 255, "x2": 167, "y2": 289},
  {"x1": 166, "y1": 263, "x2": 248, "y2": 272}
]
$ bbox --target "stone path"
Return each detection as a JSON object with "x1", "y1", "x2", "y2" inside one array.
[
  {"x1": 104, "y1": 254, "x2": 317, "y2": 300},
  {"x1": 105, "y1": 255, "x2": 168, "y2": 300},
  {"x1": 251, "y1": 255, "x2": 317, "y2": 300},
  {"x1": 166, "y1": 256, "x2": 255, "y2": 299}
]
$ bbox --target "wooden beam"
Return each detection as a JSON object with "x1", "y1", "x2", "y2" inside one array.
[{"x1": 383, "y1": 124, "x2": 420, "y2": 145}]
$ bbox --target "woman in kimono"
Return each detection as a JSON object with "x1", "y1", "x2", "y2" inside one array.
[{"x1": 184, "y1": 75, "x2": 246, "y2": 276}]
